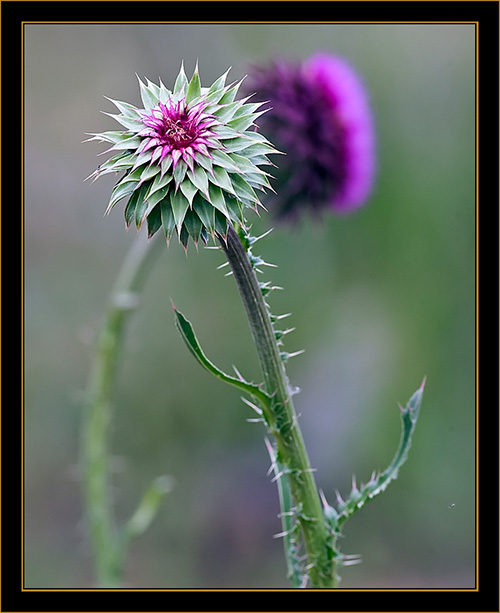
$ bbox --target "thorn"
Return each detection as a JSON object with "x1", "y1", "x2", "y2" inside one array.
[
  {"x1": 271, "y1": 470, "x2": 285, "y2": 483},
  {"x1": 319, "y1": 489, "x2": 329, "y2": 509},
  {"x1": 275, "y1": 313, "x2": 292, "y2": 321},
  {"x1": 232, "y1": 365, "x2": 244, "y2": 381},
  {"x1": 240, "y1": 396, "x2": 262, "y2": 415}
]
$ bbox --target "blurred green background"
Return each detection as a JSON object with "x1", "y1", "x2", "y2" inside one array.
[{"x1": 24, "y1": 23, "x2": 476, "y2": 589}]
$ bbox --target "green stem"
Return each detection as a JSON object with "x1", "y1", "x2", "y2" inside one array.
[
  {"x1": 81, "y1": 231, "x2": 163, "y2": 587},
  {"x1": 219, "y1": 224, "x2": 336, "y2": 588}
]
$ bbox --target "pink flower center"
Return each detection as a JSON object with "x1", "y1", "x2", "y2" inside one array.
[{"x1": 143, "y1": 103, "x2": 199, "y2": 149}]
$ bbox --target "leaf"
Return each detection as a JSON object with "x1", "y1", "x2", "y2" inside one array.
[
  {"x1": 207, "y1": 68, "x2": 231, "y2": 97},
  {"x1": 185, "y1": 64, "x2": 202, "y2": 105},
  {"x1": 160, "y1": 198, "x2": 176, "y2": 242},
  {"x1": 335, "y1": 379, "x2": 426, "y2": 529},
  {"x1": 193, "y1": 193, "x2": 215, "y2": 235},
  {"x1": 211, "y1": 149, "x2": 241, "y2": 173},
  {"x1": 124, "y1": 475, "x2": 174, "y2": 543},
  {"x1": 124, "y1": 184, "x2": 148, "y2": 227},
  {"x1": 207, "y1": 184, "x2": 229, "y2": 218},
  {"x1": 106, "y1": 181, "x2": 137, "y2": 214},
  {"x1": 210, "y1": 165, "x2": 236, "y2": 195},
  {"x1": 146, "y1": 170, "x2": 173, "y2": 200},
  {"x1": 137, "y1": 76, "x2": 157, "y2": 110},
  {"x1": 140, "y1": 163, "x2": 161, "y2": 184},
  {"x1": 103, "y1": 112, "x2": 143, "y2": 132},
  {"x1": 173, "y1": 62, "x2": 188, "y2": 94},
  {"x1": 183, "y1": 208, "x2": 203, "y2": 244},
  {"x1": 172, "y1": 306, "x2": 271, "y2": 412},
  {"x1": 169, "y1": 189, "x2": 190, "y2": 234},
  {"x1": 104, "y1": 97, "x2": 141, "y2": 119},
  {"x1": 188, "y1": 165, "x2": 210, "y2": 198},
  {"x1": 135, "y1": 194, "x2": 150, "y2": 229},
  {"x1": 146, "y1": 203, "x2": 162, "y2": 237}
]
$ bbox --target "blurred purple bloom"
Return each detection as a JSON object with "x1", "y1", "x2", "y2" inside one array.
[{"x1": 244, "y1": 53, "x2": 376, "y2": 219}]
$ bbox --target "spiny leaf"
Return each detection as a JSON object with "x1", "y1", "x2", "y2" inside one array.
[
  {"x1": 185, "y1": 64, "x2": 202, "y2": 105},
  {"x1": 335, "y1": 379, "x2": 425, "y2": 528},
  {"x1": 183, "y1": 208, "x2": 203, "y2": 245},
  {"x1": 170, "y1": 189, "x2": 190, "y2": 234},
  {"x1": 137, "y1": 76, "x2": 158, "y2": 110},
  {"x1": 104, "y1": 97, "x2": 141, "y2": 119},
  {"x1": 193, "y1": 194, "x2": 216, "y2": 235},
  {"x1": 160, "y1": 198, "x2": 176, "y2": 243},
  {"x1": 146, "y1": 202, "x2": 163, "y2": 237},
  {"x1": 172, "y1": 306, "x2": 271, "y2": 411},
  {"x1": 173, "y1": 61, "x2": 188, "y2": 94}
]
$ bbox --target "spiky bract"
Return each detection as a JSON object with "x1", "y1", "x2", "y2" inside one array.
[{"x1": 87, "y1": 63, "x2": 279, "y2": 248}]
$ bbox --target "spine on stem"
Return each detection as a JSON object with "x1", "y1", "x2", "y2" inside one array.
[{"x1": 218, "y1": 223, "x2": 336, "y2": 588}]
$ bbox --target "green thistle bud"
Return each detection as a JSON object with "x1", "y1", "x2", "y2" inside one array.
[{"x1": 86, "y1": 63, "x2": 280, "y2": 248}]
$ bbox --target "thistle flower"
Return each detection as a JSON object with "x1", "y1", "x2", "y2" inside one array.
[
  {"x1": 86, "y1": 63, "x2": 279, "y2": 248},
  {"x1": 243, "y1": 53, "x2": 376, "y2": 220}
]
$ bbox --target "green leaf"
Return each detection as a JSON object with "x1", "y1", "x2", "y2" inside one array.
[
  {"x1": 185, "y1": 64, "x2": 202, "y2": 105},
  {"x1": 124, "y1": 184, "x2": 148, "y2": 227},
  {"x1": 193, "y1": 194, "x2": 215, "y2": 235},
  {"x1": 208, "y1": 184, "x2": 229, "y2": 217},
  {"x1": 207, "y1": 68, "x2": 231, "y2": 98},
  {"x1": 218, "y1": 79, "x2": 244, "y2": 105},
  {"x1": 211, "y1": 149, "x2": 241, "y2": 173},
  {"x1": 227, "y1": 113, "x2": 258, "y2": 132},
  {"x1": 124, "y1": 475, "x2": 173, "y2": 543},
  {"x1": 104, "y1": 97, "x2": 141, "y2": 119},
  {"x1": 124, "y1": 191, "x2": 139, "y2": 228},
  {"x1": 160, "y1": 198, "x2": 176, "y2": 242},
  {"x1": 138, "y1": 76, "x2": 158, "y2": 110},
  {"x1": 188, "y1": 165, "x2": 209, "y2": 197},
  {"x1": 104, "y1": 112, "x2": 143, "y2": 132},
  {"x1": 170, "y1": 189, "x2": 190, "y2": 234},
  {"x1": 134, "y1": 194, "x2": 150, "y2": 229},
  {"x1": 146, "y1": 170, "x2": 173, "y2": 199},
  {"x1": 230, "y1": 173, "x2": 259, "y2": 205},
  {"x1": 179, "y1": 175, "x2": 199, "y2": 206},
  {"x1": 106, "y1": 181, "x2": 137, "y2": 214},
  {"x1": 172, "y1": 306, "x2": 271, "y2": 411},
  {"x1": 173, "y1": 159, "x2": 188, "y2": 188},
  {"x1": 183, "y1": 208, "x2": 203, "y2": 244},
  {"x1": 210, "y1": 165, "x2": 236, "y2": 195},
  {"x1": 335, "y1": 379, "x2": 425, "y2": 529},
  {"x1": 146, "y1": 202, "x2": 162, "y2": 237},
  {"x1": 140, "y1": 163, "x2": 161, "y2": 183},
  {"x1": 173, "y1": 62, "x2": 188, "y2": 94},
  {"x1": 212, "y1": 99, "x2": 245, "y2": 123}
]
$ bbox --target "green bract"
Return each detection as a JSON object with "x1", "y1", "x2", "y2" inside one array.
[{"x1": 86, "y1": 63, "x2": 280, "y2": 248}]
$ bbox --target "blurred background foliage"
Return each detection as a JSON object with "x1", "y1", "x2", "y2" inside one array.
[{"x1": 24, "y1": 23, "x2": 475, "y2": 589}]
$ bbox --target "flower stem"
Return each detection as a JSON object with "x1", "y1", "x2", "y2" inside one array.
[
  {"x1": 81, "y1": 231, "x2": 163, "y2": 587},
  {"x1": 218, "y1": 224, "x2": 336, "y2": 588}
]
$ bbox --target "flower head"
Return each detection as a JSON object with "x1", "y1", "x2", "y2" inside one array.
[
  {"x1": 243, "y1": 53, "x2": 376, "y2": 220},
  {"x1": 87, "y1": 63, "x2": 279, "y2": 248}
]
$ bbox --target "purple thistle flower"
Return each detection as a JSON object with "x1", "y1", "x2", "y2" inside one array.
[
  {"x1": 244, "y1": 53, "x2": 376, "y2": 220},
  {"x1": 86, "y1": 63, "x2": 279, "y2": 248}
]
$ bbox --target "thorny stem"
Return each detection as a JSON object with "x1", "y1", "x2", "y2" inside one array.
[
  {"x1": 81, "y1": 231, "x2": 164, "y2": 587},
  {"x1": 219, "y1": 223, "x2": 336, "y2": 588}
]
